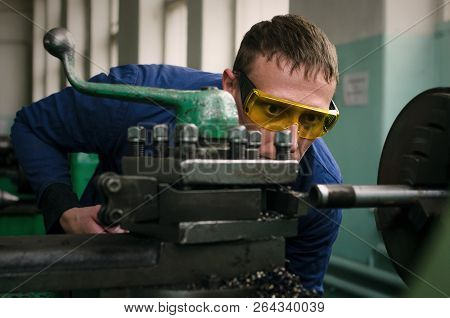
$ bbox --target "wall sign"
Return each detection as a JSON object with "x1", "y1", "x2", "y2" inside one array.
[{"x1": 343, "y1": 72, "x2": 369, "y2": 106}]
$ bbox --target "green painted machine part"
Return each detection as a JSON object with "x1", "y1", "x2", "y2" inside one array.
[
  {"x1": 43, "y1": 28, "x2": 239, "y2": 139},
  {"x1": 70, "y1": 153, "x2": 99, "y2": 198}
]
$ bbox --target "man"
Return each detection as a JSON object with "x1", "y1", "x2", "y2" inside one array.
[{"x1": 11, "y1": 14, "x2": 342, "y2": 294}]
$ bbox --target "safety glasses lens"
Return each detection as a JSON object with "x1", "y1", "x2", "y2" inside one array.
[
  {"x1": 243, "y1": 90, "x2": 338, "y2": 139},
  {"x1": 246, "y1": 99, "x2": 296, "y2": 131}
]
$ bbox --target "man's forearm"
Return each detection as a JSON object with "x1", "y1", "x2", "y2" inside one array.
[{"x1": 39, "y1": 183, "x2": 80, "y2": 233}]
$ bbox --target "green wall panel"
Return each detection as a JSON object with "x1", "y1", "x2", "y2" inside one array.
[
  {"x1": 324, "y1": 35, "x2": 387, "y2": 265},
  {"x1": 382, "y1": 34, "x2": 437, "y2": 140},
  {"x1": 435, "y1": 21, "x2": 450, "y2": 86}
]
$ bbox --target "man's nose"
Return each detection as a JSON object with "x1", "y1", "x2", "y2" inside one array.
[{"x1": 290, "y1": 125, "x2": 298, "y2": 153}]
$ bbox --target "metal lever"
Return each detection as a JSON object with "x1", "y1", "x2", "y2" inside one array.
[{"x1": 43, "y1": 28, "x2": 238, "y2": 139}]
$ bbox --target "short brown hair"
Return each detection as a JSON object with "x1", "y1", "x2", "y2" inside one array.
[{"x1": 233, "y1": 14, "x2": 338, "y2": 83}]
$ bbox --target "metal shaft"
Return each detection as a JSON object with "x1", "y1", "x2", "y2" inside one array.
[{"x1": 309, "y1": 184, "x2": 449, "y2": 208}]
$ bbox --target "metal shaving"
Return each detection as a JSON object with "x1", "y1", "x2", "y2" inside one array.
[
  {"x1": 186, "y1": 267, "x2": 318, "y2": 298},
  {"x1": 257, "y1": 211, "x2": 283, "y2": 221},
  {"x1": 220, "y1": 266, "x2": 318, "y2": 298}
]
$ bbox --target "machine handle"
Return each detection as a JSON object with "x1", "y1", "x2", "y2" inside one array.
[
  {"x1": 43, "y1": 28, "x2": 239, "y2": 139},
  {"x1": 43, "y1": 28, "x2": 197, "y2": 105}
]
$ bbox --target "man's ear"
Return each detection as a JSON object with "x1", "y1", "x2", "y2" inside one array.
[{"x1": 222, "y1": 68, "x2": 238, "y2": 97}]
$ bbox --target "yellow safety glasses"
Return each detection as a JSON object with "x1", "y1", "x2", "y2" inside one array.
[{"x1": 238, "y1": 71, "x2": 339, "y2": 140}]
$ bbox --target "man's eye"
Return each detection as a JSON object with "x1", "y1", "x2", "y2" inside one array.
[
  {"x1": 265, "y1": 104, "x2": 284, "y2": 116},
  {"x1": 299, "y1": 113, "x2": 321, "y2": 125}
]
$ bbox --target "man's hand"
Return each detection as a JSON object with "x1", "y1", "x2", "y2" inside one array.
[{"x1": 59, "y1": 205, "x2": 127, "y2": 234}]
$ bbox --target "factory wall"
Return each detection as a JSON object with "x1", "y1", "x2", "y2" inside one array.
[
  {"x1": 0, "y1": 0, "x2": 32, "y2": 136},
  {"x1": 185, "y1": 0, "x2": 289, "y2": 72},
  {"x1": 118, "y1": 0, "x2": 290, "y2": 73},
  {"x1": 30, "y1": 0, "x2": 119, "y2": 100},
  {"x1": 436, "y1": 11, "x2": 450, "y2": 85},
  {"x1": 382, "y1": 0, "x2": 447, "y2": 139}
]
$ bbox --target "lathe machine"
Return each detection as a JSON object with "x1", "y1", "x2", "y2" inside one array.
[{"x1": 0, "y1": 28, "x2": 448, "y2": 297}]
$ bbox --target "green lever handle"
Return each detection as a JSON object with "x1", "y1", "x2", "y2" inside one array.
[{"x1": 43, "y1": 27, "x2": 238, "y2": 139}]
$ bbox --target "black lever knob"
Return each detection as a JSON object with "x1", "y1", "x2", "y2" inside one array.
[{"x1": 43, "y1": 27, "x2": 75, "y2": 61}]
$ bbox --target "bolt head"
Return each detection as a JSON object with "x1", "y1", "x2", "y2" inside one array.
[
  {"x1": 247, "y1": 130, "x2": 262, "y2": 147},
  {"x1": 275, "y1": 130, "x2": 292, "y2": 147},
  {"x1": 228, "y1": 125, "x2": 248, "y2": 143},
  {"x1": 110, "y1": 209, "x2": 124, "y2": 222},
  {"x1": 105, "y1": 177, "x2": 122, "y2": 193},
  {"x1": 127, "y1": 126, "x2": 146, "y2": 142},
  {"x1": 200, "y1": 86, "x2": 219, "y2": 91},
  {"x1": 176, "y1": 124, "x2": 199, "y2": 142},
  {"x1": 152, "y1": 124, "x2": 169, "y2": 142}
]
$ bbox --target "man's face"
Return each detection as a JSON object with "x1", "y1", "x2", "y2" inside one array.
[{"x1": 222, "y1": 55, "x2": 336, "y2": 160}]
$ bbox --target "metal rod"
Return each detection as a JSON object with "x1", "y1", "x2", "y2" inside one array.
[
  {"x1": 309, "y1": 184, "x2": 449, "y2": 208},
  {"x1": 43, "y1": 28, "x2": 194, "y2": 106}
]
